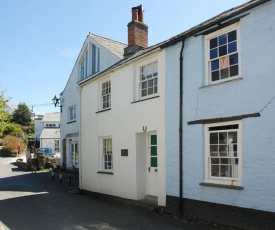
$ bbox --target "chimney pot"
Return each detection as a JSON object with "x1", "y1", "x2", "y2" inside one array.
[
  {"x1": 138, "y1": 5, "x2": 144, "y2": 23},
  {"x1": 132, "y1": 8, "x2": 139, "y2": 21}
]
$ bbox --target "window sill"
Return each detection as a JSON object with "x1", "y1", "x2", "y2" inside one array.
[
  {"x1": 67, "y1": 120, "x2": 76, "y2": 124},
  {"x1": 131, "y1": 95, "x2": 160, "y2": 104},
  {"x1": 200, "y1": 77, "x2": 242, "y2": 89},
  {"x1": 199, "y1": 182, "x2": 243, "y2": 190},
  {"x1": 97, "y1": 171, "x2": 114, "y2": 175},
  {"x1": 96, "y1": 108, "x2": 111, "y2": 113}
]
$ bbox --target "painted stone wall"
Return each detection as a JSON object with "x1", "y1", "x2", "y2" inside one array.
[{"x1": 166, "y1": 1, "x2": 275, "y2": 212}]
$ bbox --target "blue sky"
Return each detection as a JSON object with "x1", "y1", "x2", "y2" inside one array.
[{"x1": 0, "y1": 0, "x2": 248, "y2": 115}]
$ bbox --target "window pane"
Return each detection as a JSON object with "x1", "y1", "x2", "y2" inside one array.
[
  {"x1": 219, "y1": 145, "x2": 228, "y2": 156},
  {"x1": 148, "y1": 79, "x2": 153, "y2": 87},
  {"x1": 211, "y1": 60, "x2": 219, "y2": 71},
  {"x1": 142, "y1": 89, "x2": 147, "y2": 97},
  {"x1": 220, "y1": 68, "x2": 229, "y2": 79},
  {"x1": 151, "y1": 157, "x2": 157, "y2": 167},
  {"x1": 210, "y1": 145, "x2": 218, "y2": 156},
  {"x1": 211, "y1": 165, "x2": 219, "y2": 177},
  {"x1": 210, "y1": 133, "x2": 218, "y2": 144},
  {"x1": 228, "y1": 132, "x2": 237, "y2": 143},
  {"x1": 210, "y1": 37, "x2": 218, "y2": 49},
  {"x1": 228, "y1": 30, "x2": 237, "y2": 42},
  {"x1": 211, "y1": 158, "x2": 219, "y2": 164},
  {"x1": 148, "y1": 87, "x2": 153, "y2": 95},
  {"x1": 220, "y1": 165, "x2": 228, "y2": 177},
  {"x1": 151, "y1": 146, "x2": 157, "y2": 156},
  {"x1": 219, "y1": 132, "x2": 227, "y2": 143},
  {"x1": 220, "y1": 56, "x2": 229, "y2": 69},
  {"x1": 219, "y1": 45, "x2": 227, "y2": 57},
  {"x1": 142, "y1": 82, "x2": 147, "y2": 89},
  {"x1": 154, "y1": 86, "x2": 158, "y2": 94},
  {"x1": 230, "y1": 65, "x2": 238, "y2": 77},
  {"x1": 210, "y1": 48, "x2": 218, "y2": 59},
  {"x1": 233, "y1": 145, "x2": 238, "y2": 157},
  {"x1": 230, "y1": 54, "x2": 238, "y2": 65},
  {"x1": 211, "y1": 71, "x2": 220, "y2": 81},
  {"x1": 228, "y1": 41, "x2": 237, "y2": 53},
  {"x1": 219, "y1": 34, "x2": 227, "y2": 46},
  {"x1": 221, "y1": 158, "x2": 229, "y2": 164},
  {"x1": 151, "y1": 135, "x2": 157, "y2": 145}
]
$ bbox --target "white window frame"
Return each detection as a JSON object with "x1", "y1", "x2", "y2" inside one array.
[
  {"x1": 101, "y1": 80, "x2": 111, "y2": 110},
  {"x1": 68, "y1": 105, "x2": 76, "y2": 122},
  {"x1": 92, "y1": 44, "x2": 100, "y2": 75},
  {"x1": 79, "y1": 43, "x2": 100, "y2": 81},
  {"x1": 138, "y1": 60, "x2": 158, "y2": 99},
  {"x1": 80, "y1": 50, "x2": 88, "y2": 80},
  {"x1": 54, "y1": 140, "x2": 60, "y2": 152},
  {"x1": 70, "y1": 142, "x2": 79, "y2": 167},
  {"x1": 205, "y1": 23, "x2": 241, "y2": 85},
  {"x1": 204, "y1": 120, "x2": 242, "y2": 186},
  {"x1": 99, "y1": 137, "x2": 113, "y2": 171}
]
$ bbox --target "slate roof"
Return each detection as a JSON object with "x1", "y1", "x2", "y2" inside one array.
[
  {"x1": 89, "y1": 33, "x2": 127, "y2": 59},
  {"x1": 42, "y1": 112, "x2": 60, "y2": 122},
  {"x1": 79, "y1": 0, "x2": 270, "y2": 86},
  {"x1": 40, "y1": 128, "x2": 60, "y2": 139}
]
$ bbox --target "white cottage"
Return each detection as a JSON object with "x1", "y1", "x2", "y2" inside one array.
[
  {"x1": 79, "y1": 5, "x2": 168, "y2": 206},
  {"x1": 40, "y1": 112, "x2": 60, "y2": 151},
  {"x1": 60, "y1": 33, "x2": 127, "y2": 169},
  {"x1": 163, "y1": 0, "x2": 275, "y2": 229}
]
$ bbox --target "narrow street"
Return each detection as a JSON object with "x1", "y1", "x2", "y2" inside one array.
[{"x1": 0, "y1": 156, "x2": 234, "y2": 230}]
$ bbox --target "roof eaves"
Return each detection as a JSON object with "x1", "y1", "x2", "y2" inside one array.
[{"x1": 160, "y1": 0, "x2": 271, "y2": 48}]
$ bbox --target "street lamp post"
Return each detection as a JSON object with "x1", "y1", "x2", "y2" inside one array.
[{"x1": 52, "y1": 94, "x2": 62, "y2": 112}]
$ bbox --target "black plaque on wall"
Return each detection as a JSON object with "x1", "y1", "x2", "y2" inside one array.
[{"x1": 121, "y1": 149, "x2": 128, "y2": 156}]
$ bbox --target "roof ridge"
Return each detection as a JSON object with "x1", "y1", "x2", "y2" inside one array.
[{"x1": 88, "y1": 32, "x2": 127, "y2": 46}]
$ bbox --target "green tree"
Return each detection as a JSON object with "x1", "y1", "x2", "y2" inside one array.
[
  {"x1": 12, "y1": 102, "x2": 32, "y2": 126},
  {"x1": 0, "y1": 88, "x2": 11, "y2": 122},
  {"x1": 0, "y1": 122, "x2": 24, "y2": 137}
]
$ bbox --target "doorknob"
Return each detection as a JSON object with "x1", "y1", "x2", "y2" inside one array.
[{"x1": 148, "y1": 167, "x2": 150, "y2": 172}]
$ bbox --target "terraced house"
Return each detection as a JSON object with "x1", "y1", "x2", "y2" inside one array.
[{"x1": 61, "y1": 0, "x2": 275, "y2": 229}]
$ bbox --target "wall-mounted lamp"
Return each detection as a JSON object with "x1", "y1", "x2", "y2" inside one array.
[{"x1": 52, "y1": 94, "x2": 62, "y2": 112}]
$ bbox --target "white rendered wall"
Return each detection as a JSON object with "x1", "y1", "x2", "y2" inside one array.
[
  {"x1": 60, "y1": 36, "x2": 122, "y2": 168},
  {"x1": 80, "y1": 51, "x2": 167, "y2": 205},
  {"x1": 166, "y1": 1, "x2": 275, "y2": 212}
]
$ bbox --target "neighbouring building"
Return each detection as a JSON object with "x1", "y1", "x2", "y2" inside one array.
[
  {"x1": 40, "y1": 112, "x2": 60, "y2": 152},
  {"x1": 60, "y1": 33, "x2": 127, "y2": 169},
  {"x1": 34, "y1": 115, "x2": 43, "y2": 148},
  {"x1": 3, "y1": 102, "x2": 17, "y2": 114}
]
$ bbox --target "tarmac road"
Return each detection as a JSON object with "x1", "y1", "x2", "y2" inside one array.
[{"x1": 0, "y1": 156, "x2": 235, "y2": 230}]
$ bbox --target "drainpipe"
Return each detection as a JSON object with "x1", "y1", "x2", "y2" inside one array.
[
  {"x1": 179, "y1": 38, "x2": 185, "y2": 215},
  {"x1": 78, "y1": 86, "x2": 83, "y2": 190}
]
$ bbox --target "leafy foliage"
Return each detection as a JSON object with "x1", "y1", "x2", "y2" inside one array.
[
  {"x1": 2, "y1": 135, "x2": 27, "y2": 152},
  {"x1": 0, "y1": 122, "x2": 24, "y2": 136},
  {"x1": 0, "y1": 88, "x2": 34, "y2": 149},
  {"x1": 12, "y1": 102, "x2": 32, "y2": 126},
  {"x1": 0, "y1": 89, "x2": 11, "y2": 122}
]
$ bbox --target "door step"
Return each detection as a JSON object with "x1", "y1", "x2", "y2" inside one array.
[{"x1": 145, "y1": 195, "x2": 158, "y2": 204}]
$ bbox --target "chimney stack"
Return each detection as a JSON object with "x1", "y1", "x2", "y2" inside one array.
[{"x1": 124, "y1": 5, "x2": 148, "y2": 57}]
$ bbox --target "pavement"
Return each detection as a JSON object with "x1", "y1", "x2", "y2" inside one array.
[{"x1": 0, "y1": 156, "x2": 242, "y2": 230}]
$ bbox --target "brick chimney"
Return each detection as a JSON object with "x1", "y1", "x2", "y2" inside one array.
[{"x1": 124, "y1": 5, "x2": 148, "y2": 57}]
